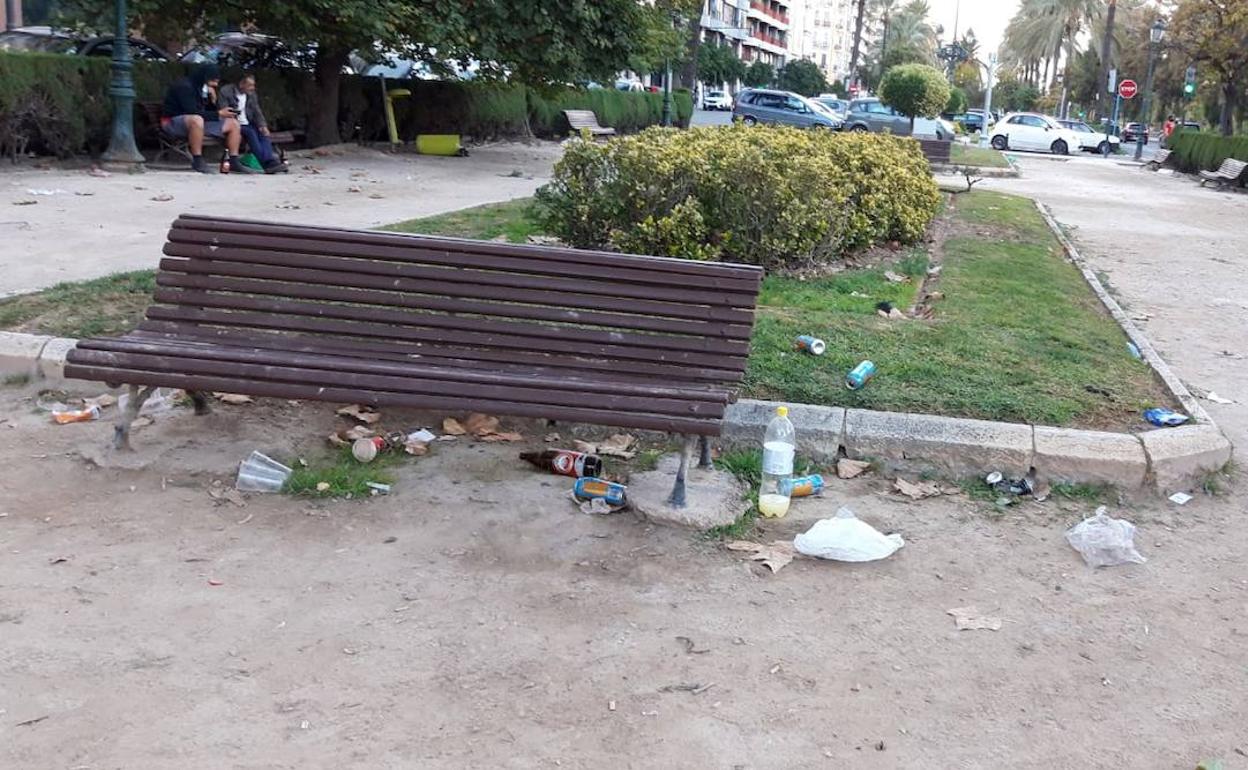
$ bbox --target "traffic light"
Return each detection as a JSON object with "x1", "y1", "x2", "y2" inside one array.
[{"x1": 1184, "y1": 66, "x2": 1197, "y2": 96}]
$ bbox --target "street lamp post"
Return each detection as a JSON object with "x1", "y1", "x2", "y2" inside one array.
[
  {"x1": 100, "y1": 0, "x2": 145, "y2": 171},
  {"x1": 662, "y1": 58, "x2": 673, "y2": 127},
  {"x1": 1133, "y1": 18, "x2": 1166, "y2": 162}
]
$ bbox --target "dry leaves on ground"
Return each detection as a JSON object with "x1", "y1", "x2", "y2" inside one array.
[
  {"x1": 84, "y1": 393, "x2": 117, "y2": 409},
  {"x1": 725, "y1": 540, "x2": 795, "y2": 574},
  {"x1": 150, "y1": 194, "x2": 175, "y2": 202},
  {"x1": 894, "y1": 478, "x2": 943, "y2": 500},
  {"x1": 442, "y1": 417, "x2": 467, "y2": 435},
  {"x1": 463, "y1": 413, "x2": 500, "y2": 436},
  {"x1": 328, "y1": 424, "x2": 377, "y2": 447},
  {"x1": 544, "y1": 432, "x2": 561, "y2": 443},
  {"x1": 214, "y1": 393, "x2": 254, "y2": 405},
  {"x1": 337, "y1": 404, "x2": 381, "y2": 424},
  {"x1": 403, "y1": 440, "x2": 430, "y2": 456},
  {"x1": 947, "y1": 606, "x2": 1002, "y2": 631},
  {"x1": 481, "y1": 432, "x2": 524, "y2": 442},
  {"x1": 837, "y1": 459, "x2": 871, "y2": 479},
  {"x1": 574, "y1": 434, "x2": 638, "y2": 459},
  {"x1": 208, "y1": 485, "x2": 247, "y2": 508}
]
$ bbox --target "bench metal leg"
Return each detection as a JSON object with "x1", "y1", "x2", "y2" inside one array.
[
  {"x1": 187, "y1": 390, "x2": 211, "y2": 416},
  {"x1": 113, "y1": 384, "x2": 155, "y2": 451},
  {"x1": 667, "y1": 435, "x2": 696, "y2": 509},
  {"x1": 698, "y1": 435, "x2": 713, "y2": 468}
]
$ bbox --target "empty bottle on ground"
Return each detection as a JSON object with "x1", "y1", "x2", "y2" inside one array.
[{"x1": 759, "y1": 406, "x2": 796, "y2": 518}]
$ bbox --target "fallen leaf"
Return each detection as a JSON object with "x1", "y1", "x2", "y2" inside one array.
[
  {"x1": 214, "y1": 392, "x2": 254, "y2": 405},
  {"x1": 403, "y1": 440, "x2": 430, "y2": 456},
  {"x1": 150, "y1": 193, "x2": 174, "y2": 202},
  {"x1": 336, "y1": 404, "x2": 380, "y2": 424},
  {"x1": 84, "y1": 393, "x2": 117, "y2": 409},
  {"x1": 327, "y1": 432, "x2": 348, "y2": 447},
  {"x1": 837, "y1": 458, "x2": 872, "y2": 479},
  {"x1": 725, "y1": 540, "x2": 795, "y2": 573},
  {"x1": 442, "y1": 417, "x2": 466, "y2": 435},
  {"x1": 947, "y1": 606, "x2": 1002, "y2": 631},
  {"x1": 883, "y1": 270, "x2": 909, "y2": 283},
  {"x1": 598, "y1": 433, "x2": 638, "y2": 458},
  {"x1": 208, "y1": 487, "x2": 248, "y2": 508},
  {"x1": 894, "y1": 478, "x2": 941, "y2": 500},
  {"x1": 544, "y1": 432, "x2": 561, "y2": 443},
  {"x1": 343, "y1": 425, "x2": 375, "y2": 441},
  {"x1": 573, "y1": 439, "x2": 596, "y2": 454},
  {"x1": 464, "y1": 413, "x2": 500, "y2": 436},
  {"x1": 481, "y1": 431, "x2": 524, "y2": 442}
]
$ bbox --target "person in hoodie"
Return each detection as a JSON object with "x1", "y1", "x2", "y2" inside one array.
[
  {"x1": 219, "y1": 73, "x2": 287, "y2": 173},
  {"x1": 161, "y1": 63, "x2": 257, "y2": 174}
]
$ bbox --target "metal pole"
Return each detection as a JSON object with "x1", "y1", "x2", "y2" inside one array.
[
  {"x1": 979, "y1": 53, "x2": 995, "y2": 148},
  {"x1": 100, "y1": 0, "x2": 145, "y2": 170},
  {"x1": 1105, "y1": 92, "x2": 1120, "y2": 156},
  {"x1": 662, "y1": 58, "x2": 673, "y2": 127},
  {"x1": 1134, "y1": 41, "x2": 1158, "y2": 162},
  {"x1": 4, "y1": 0, "x2": 20, "y2": 30}
]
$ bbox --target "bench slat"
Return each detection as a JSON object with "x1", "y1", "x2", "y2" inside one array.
[{"x1": 151, "y1": 286, "x2": 752, "y2": 357}]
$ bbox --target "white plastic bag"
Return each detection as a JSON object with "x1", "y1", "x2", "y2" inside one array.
[
  {"x1": 793, "y1": 507, "x2": 904, "y2": 562},
  {"x1": 1065, "y1": 506, "x2": 1146, "y2": 567}
]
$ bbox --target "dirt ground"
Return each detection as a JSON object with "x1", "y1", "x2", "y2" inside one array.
[
  {"x1": 2, "y1": 380, "x2": 1246, "y2": 770},
  {"x1": 0, "y1": 141, "x2": 562, "y2": 297}
]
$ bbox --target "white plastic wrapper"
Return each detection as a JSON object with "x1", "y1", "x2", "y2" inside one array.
[
  {"x1": 1065, "y1": 506, "x2": 1147, "y2": 567},
  {"x1": 793, "y1": 507, "x2": 904, "y2": 562}
]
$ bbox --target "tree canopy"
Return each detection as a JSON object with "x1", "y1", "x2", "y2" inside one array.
[
  {"x1": 743, "y1": 60, "x2": 776, "y2": 88},
  {"x1": 698, "y1": 43, "x2": 746, "y2": 86},
  {"x1": 776, "y1": 59, "x2": 829, "y2": 96},
  {"x1": 879, "y1": 63, "x2": 950, "y2": 130}
]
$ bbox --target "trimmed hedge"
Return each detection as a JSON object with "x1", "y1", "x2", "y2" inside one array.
[
  {"x1": 535, "y1": 124, "x2": 940, "y2": 269},
  {"x1": 1168, "y1": 131, "x2": 1248, "y2": 176},
  {"x1": 0, "y1": 50, "x2": 691, "y2": 156}
]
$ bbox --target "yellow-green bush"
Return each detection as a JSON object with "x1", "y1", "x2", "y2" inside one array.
[{"x1": 535, "y1": 124, "x2": 940, "y2": 268}]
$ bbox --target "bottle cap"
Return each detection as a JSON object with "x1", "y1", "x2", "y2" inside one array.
[{"x1": 776, "y1": 406, "x2": 789, "y2": 418}]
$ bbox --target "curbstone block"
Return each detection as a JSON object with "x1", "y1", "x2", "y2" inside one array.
[
  {"x1": 1033, "y1": 426, "x2": 1148, "y2": 489},
  {"x1": 721, "y1": 399, "x2": 845, "y2": 461},
  {"x1": 36, "y1": 337, "x2": 78, "y2": 383},
  {"x1": 1140, "y1": 425, "x2": 1233, "y2": 494},
  {"x1": 0, "y1": 331, "x2": 52, "y2": 382},
  {"x1": 844, "y1": 408, "x2": 1033, "y2": 477}
]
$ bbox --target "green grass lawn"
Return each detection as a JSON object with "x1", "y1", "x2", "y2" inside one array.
[
  {"x1": 949, "y1": 143, "x2": 1011, "y2": 168},
  {"x1": 0, "y1": 193, "x2": 1169, "y2": 428}
]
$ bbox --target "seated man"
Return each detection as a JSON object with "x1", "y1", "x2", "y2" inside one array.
[
  {"x1": 220, "y1": 74, "x2": 288, "y2": 173},
  {"x1": 161, "y1": 63, "x2": 257, "y2": 174}
]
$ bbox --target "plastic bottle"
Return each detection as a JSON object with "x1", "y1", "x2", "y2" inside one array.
[
  {"x1": 51, "y1": 405, "x2": 101, "y2": 424},
  {"x1": 759, "y1": 405, "x2": 795, "y2": 518}
]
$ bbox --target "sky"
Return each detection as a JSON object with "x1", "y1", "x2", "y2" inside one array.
[{"x1": 924, "y1": 0, "x2": 1021, "y2": 60}]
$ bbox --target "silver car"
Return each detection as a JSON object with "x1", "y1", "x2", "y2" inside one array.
[
  {"x1": 844, "y1": 98, "x2": 955, "y2": 139},
  {"x1": 733, "y1": 88, "x2": 843, "y2": 129}
]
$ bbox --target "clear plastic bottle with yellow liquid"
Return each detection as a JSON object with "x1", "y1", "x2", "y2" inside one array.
[{"x1": 759, "y1": 405, "x2": 795, "y2": 518}]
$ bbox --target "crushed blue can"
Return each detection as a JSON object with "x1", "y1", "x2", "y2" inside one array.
[
  {"x1": 1127, "y1": 342, "x2": 1142, "y2": 360},
  {"x1": 1144, "y1": 408, "x2": 1189, "y2": 427},
  {"x1": 573, "y1": 477, "x2": 628, "y2": 506},
  {"x1": 846, "y1": 360, "x2": 876, "y2": 390},
  {"x1": 781, "y1": 474, "x2": 825, "y2": 497}
]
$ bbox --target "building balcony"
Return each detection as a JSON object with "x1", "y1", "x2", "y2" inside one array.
[
  {"x1": 743, "y1": 33, "x2": 788, "y2": 56},
  {"x1": 701, "y1": 12, "x2": 749, "y2": 40},
  {"x1": 747, "y1": 1, "x2": 790, "y2": 29}
]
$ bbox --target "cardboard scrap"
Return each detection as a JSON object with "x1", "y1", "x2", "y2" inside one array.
[
  {"x1": 725, "y1": 540, "x2": 796, "y2": 574},
  {"x1": 947, "y1": 606, "x2": 1002, "y2": 631}
]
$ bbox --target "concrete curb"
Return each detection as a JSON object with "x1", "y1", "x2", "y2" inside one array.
[
  {"x1": 0, "y1": 331, "x2": 54, "y2": 382},
  {"x1": 932, "y1": 164, "x2": 1020, "y2": 179}
]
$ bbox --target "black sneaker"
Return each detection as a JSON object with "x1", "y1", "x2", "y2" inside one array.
[
  {"x1": 228, "y1": 157, "x2": 261, "y2": 174},
  {"x1": 190, "y1": 157, "x2": 212, "y2": 174}
]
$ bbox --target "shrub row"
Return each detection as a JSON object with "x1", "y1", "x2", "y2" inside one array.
[
  {"x1": 535, "y1": 124, "x2": 941, "y2": 269},
  {"x1": 1168, "y1": 131, "x2": 1248, "y2": 175},
  {"x1": 0, "y1": 50, "x2": 692, "y2": 157}
]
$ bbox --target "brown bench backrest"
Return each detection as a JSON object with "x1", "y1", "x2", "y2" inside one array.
[
  {"x1": 152, "y1": 215, "x2": 762, "y2": 386},
  {"x1": 918, "y1": 138, "x2": 952, "y2": 164}
]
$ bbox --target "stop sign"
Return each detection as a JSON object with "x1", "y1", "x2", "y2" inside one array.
[{"x1": 1118, "y1": 79, "x2": 1138, "y2": 99}]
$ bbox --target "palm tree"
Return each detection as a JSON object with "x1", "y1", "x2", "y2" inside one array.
[
  {"x1": 849, "y1": 0, "x2": 868, "y2": 87},
  {"x1": 1001, "y1": 0, "x2": 1105, "y2": 113}
]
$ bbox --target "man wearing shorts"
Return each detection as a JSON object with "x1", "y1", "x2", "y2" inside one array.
[{"x1": 161, "y1": 63, "x2": 257, "y2": 174}]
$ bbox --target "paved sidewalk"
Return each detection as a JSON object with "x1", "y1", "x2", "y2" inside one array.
[
  {"x1": 984, "y1": 155, "x2": 1248, "y2": 453},
  {"x1": 0, "y1": 142, "x2": 562, "y2": 297}
]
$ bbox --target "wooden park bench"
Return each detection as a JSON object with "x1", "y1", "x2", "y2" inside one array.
[
  {"x1": 1199, "y1": 157, "x2": 1248, "y2": 189},
  {"x1": 140, "y1": 102, "x2": 301, "y2": 165},
  {"x1": 64, "y1": 216, "x2": 763, "y2": 507},
  {"x1": 1145, "y1": 148, "x2": 1172, "y2": 170},
  {"x1": 918, "y1": 138, "x2": 952, "y2": 166},
  {"x1": 563, "y1": 109, "x2": 616, "y2": 138}
]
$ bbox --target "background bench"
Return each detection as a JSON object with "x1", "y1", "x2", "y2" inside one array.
[
  {"x1": 1199, "y1": 157, "x2": 1248, "y2": 188},
  {"x1": 65, "y1": 216, "x2": 763, "y2": 503},
  {"x1": 139, "y1": 102, "x2": 301, "y2": 165},
  {"x1": 918, "y1": 138, "x2": 952, "y2": 165},
  {"x1": 563, "y1": 109, "x2": 616, "y2": 138},
  {"x1": 1145, "y1": 148, "x2": 1172, "y2": 170}
]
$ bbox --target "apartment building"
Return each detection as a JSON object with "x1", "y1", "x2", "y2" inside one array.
[
  {"x1": 787, "y1": 0, "x2": 855, "y2": 84},
  {"x1": 699, "y1": 0, "x2": 790, "y2": 68}
]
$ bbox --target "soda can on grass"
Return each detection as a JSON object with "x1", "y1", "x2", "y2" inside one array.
[
  {"x1": 795, "y1": 335, "x2": 827, "y2": 356},
  {"x1": 846, "y1": 360, "x2": 877, "y2": 390}
]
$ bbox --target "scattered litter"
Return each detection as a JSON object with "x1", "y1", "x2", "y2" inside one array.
[
  {"x1": 464, "y1": 412, "x2": 500, "y2": 436},
  {"x1": 725, "y1": 540, "x2": 795, "y2": 573},
  {"x1": 795, "y1": 335, "x2": 826, "y2": 355},
  {"x1": 347, "y1": 185, "x2": 363, "y2": 193},
  {"x1": 16, "y1": 715, "x2": 49, "y2": 727},
  {"x1": 208, "y1": 484, "x2": 247, "y2": 507},
  {"x1": 544, "y1": 432, "x2": 561, "y2": 443},
  {"x1": 88, "y1": 167, "x2": 111, "y2": 177},
  {"x1": 1201, "y1": 391, "x2": 1235, "y2": 405},
  {"x1": 782, "y1": 474, "x2": 824, "y2": 497},
  {"x1": 1066, "y1": 506, "x2": 1146, "y2": 567},
  {"x1": 675, "y1": 636, "x2": 710, "y2": 654},
  {"x1": 658, "y1": 682, "x2": 715, "y2": 695},
  {"x1": 984, "y1": 470, "x2": 1046, "y2": 500},
  {"x1": 793, "y1": 507, "x2": 904, "y2": 562},
  {"x1": 366, "y1": 482, "x2": 391, "y2": 495},
  {"x1": 12, "y1": 200, "x2": 37, "y2": 206},
  {"x1": 84, "y1": 393, "x2": 117, "y2": 409},
  {"x1": 118, "y1": 387, "x2": 176, "y2": 417},
  {"x1": 573, "y1": 433, "x2": 638, "y2": 459},
  {"x1": 837, "y1": 458, "x2": 871, "y2": 479},
  {"x1": 337, "y1": 404, "x2": 381, "y2": 424},
  {"x1": 1168, "y1": 492, "x2": 1193, "y2": 506},
  {"x1": 207, "y1": 579, "x2": 224, "y2": 586},
  {"x1": 875, "y1": 301, "x2": 906, "y2": 320},
  {"x1": 236, "y1": 451, "x2": 292, "y2": 493},
  {"x1": 846, "y1": 360, "x2": 876, "y2": 390},
  {"x1": 481, "y1": 431, "x2": 524, "y2": 442},
  {"x1": 442, "y1": 417, "x2": 467, "y2": 435},
  {"x1": 1144, "y1": 408, "x2": 1189, "y2": 427},
  {"x1": 315, "y1": 481, "x2": 331, "y2": 492},
  {"x1": 383, "y1": 536, "x2": 397, "y2": 543},
  {"x1": 150, "y1": 193, "x2": 175, "y2": 202},
  {"x1": 1127, "y1": 342, "x2": 1142, "y2": 359},
  {"x1": 577, "y1": 497, "x2": 618, "y2": 515},
  {"x1": 352, "y1": 437, "x2": 384, "y2": 463},
  {"x1": 407, "y1": 428, "x2": 437, "y2": 443},
  {"x1": 368, "y1": 192, "x2": 385, "y2": 199},
  {"x1": 236, "y1": 512, "x2": 254, "y2": 525},
  {"x1": 608, "y1": 700, "x2": 617, "y2": 712},
  {"x1": 51, "y1": 405, "x2": 101, "y2": 425},
  {"x1": 26, "y1": 188, "x2": 65, "y2": 196},
  {"x1": 522, "y1": 449, "x2": 603, "y2": 478},
  {"x1": 883, "y1": 270, "x2": 909, "y2": 283},
  {"x1": 894, "y1": 478, "x2": 941, "y2": 500},
  {"x1": 849, "y1": 290, "x2": 871, "y2": 298},
  {"x1": 947, "y1": 606, "x2": 1002, "y2": 631},
  {"x1": 572, "y1": 478, "x2": 628, "y2": 510},
  {"x1": 214, "y1": 392, "x2": 254, "y2": 405},
  {"x1": 403, "y1": 438, "x2": 429, "y2": 456},
  {"x1": 49, "y1": 556, "x2": 70, "y2": 565}
]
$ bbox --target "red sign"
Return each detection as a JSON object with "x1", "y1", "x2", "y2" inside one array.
[{"x1": 1118, "y1": 79, "x2": 1138, "y2": 99}]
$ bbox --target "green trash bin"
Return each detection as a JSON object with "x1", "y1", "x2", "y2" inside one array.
[{"x1": 415, "y1": 134, "x2": 466, "y2": 156}]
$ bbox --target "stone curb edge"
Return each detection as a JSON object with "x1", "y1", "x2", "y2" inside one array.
[{"x1": 932, "y1": 164, "x2": 1020, "y2": 179}]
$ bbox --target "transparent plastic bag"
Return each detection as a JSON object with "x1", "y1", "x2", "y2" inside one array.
[
  {"x1": 793, "y1": 507, "x2": 904, "y2": 562},
  {"x1": 1065, "y1": 506, "x2": 1146, "y2": 567}
]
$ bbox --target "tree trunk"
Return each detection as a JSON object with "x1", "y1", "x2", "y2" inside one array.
[
  {"x1": 1059, "y1": 29, "x2": 1075, "y2": 118},
  {"x1": 1042, "y1": 58, "x2": 1049, "y2": 89},
  {"x1": 1049, "y1": 37, "x2": 1062, "y2": 91},
  {"x1": 1220, "y1": 80, "x2": 1236, "y2": 136},
  {"x1": 679, "y1": 14, "x2": 701, "y2": 89},
  {"x1": 1096, "y1": 0, "x2": 1116, "y2": 116},
  {"x1": 307, "y1": 44, "x2": 350, "y2": 148},
  {"x1": 848, "y1": 0, "x2": 867, "y2": 86}
]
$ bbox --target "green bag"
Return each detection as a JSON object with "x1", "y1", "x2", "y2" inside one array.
[{"x1": 240, "y1": 153, "x2": 263, "y2": 171}]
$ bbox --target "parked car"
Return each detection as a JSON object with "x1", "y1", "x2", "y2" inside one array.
[
  {"x1": 0, "y1": 25, "x2": 172, "y2": 61},
  {"x1": 989, "y1": 112, "x2": 1084, "y2": 154},
  {"x1": 845, "y1": 98, "x2": 955, "y2": 139},
  {"x1": 814, "y1": 96, "x2": 849, "y2": 119},
  {"x1": 1057, "y1": 119, "x2": 1121, "y2": 154},
  {"x1": 181, "y1": 32, "x2": 313, "y2": 70},
  {"x1": 703, "y1": 90, "x2": 732, "y2": 111},
  {"x1": 1179, "y1": 120, "x2": 1201, "y2": 132},
  {"x1": 1121, "y1": 122, "x2": 1148, "y2": 144},
  {"x1": 733, "y1": 88, "x2": 843, "y2": 129}
]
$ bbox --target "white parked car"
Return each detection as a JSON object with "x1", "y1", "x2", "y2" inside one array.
[
  {"x1": 990, "y1": 112, "x2": 1084, "y2": 155},
  {"x1": 703, "y1": 89, "x2": 732, "y2": 111},
  {"x1": 1057, "y1": 119, "x2": 1122, "y2": 154}
]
